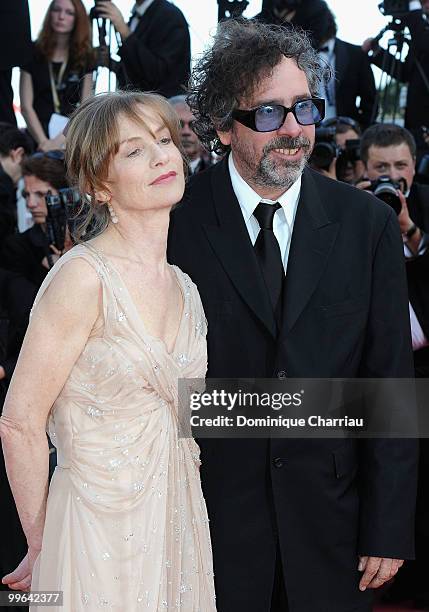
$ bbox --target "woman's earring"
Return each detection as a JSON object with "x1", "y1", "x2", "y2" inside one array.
[{"x1": 107, "y1": 202, "x2": 119, "y2": 224}]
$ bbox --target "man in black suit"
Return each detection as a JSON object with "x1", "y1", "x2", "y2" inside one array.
[
  {"x1": 0, "y1": 0, "x2": 32, "y2": 126},
  {"x1": 168, "y1": 18, "x2": 418, "y2": 612},
  {"x1": 96, "y1": 0, "x2": 190, "y2": 98},
  {"x1": 363, "y1": 1, "x2": 429, "y2": 155}
]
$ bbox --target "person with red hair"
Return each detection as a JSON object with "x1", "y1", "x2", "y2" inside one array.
[{"x1": 19, "y1": 0, "x2": 94, "y2": 152}]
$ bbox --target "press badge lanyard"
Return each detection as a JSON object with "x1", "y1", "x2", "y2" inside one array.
[{"x1": 48, "y1": 58, "x2": 68, "y2": 115}]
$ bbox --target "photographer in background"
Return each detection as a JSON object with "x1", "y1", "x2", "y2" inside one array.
[
  {"x1": 363, "y1": 0, "x2": 429, "y2": 159},
  {"x1": 325, "y1": 116, "x2": 365, "y2": 184},
  {"x1": 0, "y1": 124, "x2": 33, "y2": 243},
  {"x1": 1, "y1": 153, "x2": 73, "y2": 289},
  {"x1": 308, "y1": 116, "x2": 365, "y2": 184},
  {"x1": 95, "y1": 0, "x2": 190, "y2": 98},
  {"x1": 169, "y1": 95, "x2": 215, "y2": 175},
  {"x1": 357, "y1": 122, "x2": 429, "y2": 609}
]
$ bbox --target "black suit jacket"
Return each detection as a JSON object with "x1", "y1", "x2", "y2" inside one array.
[
  {"x1": 1, "y1": 224, "x2": 49, "y2": 288},
  {"x1": 370, "y1": 10, "x2": 429, "y2": 131},
  {"x1": 334, "y1": 38, "x2": 376, "y2": 130},
  {"x1": 168, "y1": 158, "x2": 418, "y2": 612},
  {"x1": 0, "y1": 0, "x2": 32, "y2": 71},
  {"x1": 405, "y1": 183, "x2": 429, "y2": 340},
  {"x1": 117, "y1": 0, "x2": 190, "y2": 98}
]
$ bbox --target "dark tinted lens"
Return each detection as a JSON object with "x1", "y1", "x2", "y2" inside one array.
[
  {"x1": 254, "y1": 105, "x2": 285, "y2": 132},
  {"x1": 295, "y1": 99, "x2": 322, "y2": 125}
]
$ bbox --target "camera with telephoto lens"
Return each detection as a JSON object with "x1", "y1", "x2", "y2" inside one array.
[
  {"x1": 378, "y1": 0, "x2": 412, "y2": 17},
  {"x1": 45, "y1": 188, "x2": 82, "y2": 250},
  {"x1": 309, "y1": 126, "x2": 341, "y2": 171},
  {"x1": 366, "y1": 175, "x2": 407, "y2": 215}
]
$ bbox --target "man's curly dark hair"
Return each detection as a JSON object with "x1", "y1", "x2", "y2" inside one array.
[{"x1": 186, "y1": 18, "x2": 329, "y2": 155}]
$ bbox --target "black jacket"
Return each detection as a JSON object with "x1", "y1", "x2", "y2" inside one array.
[
  {"x1": 168, "y1": 158, "x2": 418, "y2": 612},
  {"x1": 117, "y1": 0, "x2": 191, "y2": 98},
  {"x1": 334, "y1": 38, "x2": 376, "y2": 130},
  {"x1": 0, "y1": 168, "x2": 17, "y2": 243},
  {"x1": 405, "y1": 182, "x2": 429, "y2": 339},
  {"x1": 1, "y1": 224, "x2": 49, "y2": 288},
  {"x1": 0, "y1": 0, "x2": 32, "y2": 71}
]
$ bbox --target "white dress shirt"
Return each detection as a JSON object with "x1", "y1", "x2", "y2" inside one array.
[
  {"x1": 318, "y1": 37, "x2": 337, "y2": 120},
  {"x1": 228, "y1": 153, "x2": 301, "y2": 273}
]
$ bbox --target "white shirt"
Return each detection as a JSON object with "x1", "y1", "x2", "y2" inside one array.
[
  {"x1": 228, "y1": 153, "x2": 301, "y2": 273},
  {"x1": 318, "y1": 38, "x2": 337, "y2": 120},
  {"x1": 129, "y1": 0, "x2": 156, "y2": 32}
]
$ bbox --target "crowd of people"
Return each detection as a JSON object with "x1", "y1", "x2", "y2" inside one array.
[{"x1": 0, "y1": 0, "x2": 429, "y2": 611}]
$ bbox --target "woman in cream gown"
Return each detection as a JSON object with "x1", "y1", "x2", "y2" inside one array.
[{"x1": 0, "y1": 92, "x2": 216, "y2": 611}]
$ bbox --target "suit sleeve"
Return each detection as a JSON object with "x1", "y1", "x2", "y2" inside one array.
[
  {"x1": 357, "y1": 209, "x2": 418, "y2": 559},
  {"x1": 357, "y1": 52, "x2": 377, "y2": 128},
  {"x1": 118, "y1": 13, "x2": 190, "y2": 90}
]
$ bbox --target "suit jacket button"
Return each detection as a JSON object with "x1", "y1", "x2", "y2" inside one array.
[
  {"x1": 273, "y1": 457, "x2": 284, "y2": 468},
  {"x1": 277, "y1": 370, "x2": 287, "y2": 380}
]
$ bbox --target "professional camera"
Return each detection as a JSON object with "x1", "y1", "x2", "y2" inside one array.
[
  {"x1": 378, "y1": 0, "x2": 412, "y2": 17},
  {"x1": 309, "y1": 126, "x2": 341, "y2": 171},
  {"x1": 366, "y1": 175, "x2": 407, "y2": 214},
  {"x1": 336, "y1": 139, "x2": 361, "y2": 182},
  {"x1": 45, "y1": 188, "x2": 82, "y2": 250}
]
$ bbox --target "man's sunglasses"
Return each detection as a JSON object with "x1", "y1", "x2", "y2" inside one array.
[{"x1": 231, "y1": 98, "x2": 325, "y2": 132}]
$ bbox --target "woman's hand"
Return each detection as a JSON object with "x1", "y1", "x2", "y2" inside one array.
[{"x1": 2, "y1": 547, "x2": 41, "y2": 591}]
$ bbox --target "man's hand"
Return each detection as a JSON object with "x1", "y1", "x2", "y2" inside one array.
[
  {"x1": 95, "y1": 1, "x2": 130, "y2": 40},
  {"x1": 362, "y1": 38, "x2": 376, "y2": 53},
  {"x1": 358, "y1": 556, "x2": 404, "y2": 591},
  {"x1": 397, "y1": 189, "x2": 414, "y2": 234}
]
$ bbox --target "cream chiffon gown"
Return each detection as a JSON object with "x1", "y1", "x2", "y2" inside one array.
[{"x1": 29, "y1": 243, "x2": 216, "y2": 611}]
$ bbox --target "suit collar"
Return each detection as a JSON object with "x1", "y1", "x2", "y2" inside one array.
[
  {"x1": 203, "y1": 158, "x2": 278, "y2": 337},
  {"x1": 281, "y1": 169, "x2": 339, "y2": 332},
  {"x1": 334, "y1": 38, "x2": 348, "y2": 90}
]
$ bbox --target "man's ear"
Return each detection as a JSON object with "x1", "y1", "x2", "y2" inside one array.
[
  {"x1": 216, "y1": 130, "x2": 232, "y2": 147},
  {"x1": 11, "y1": 147, "x2": 25, "y2": 163}
]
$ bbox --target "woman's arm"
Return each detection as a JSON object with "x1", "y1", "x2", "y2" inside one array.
[
  {"x1": 19, "y1": 70, "x2": 49, "y2": 149},
  {"x1": 0, "y1": 258, "x2": 101, "y2": 588}
]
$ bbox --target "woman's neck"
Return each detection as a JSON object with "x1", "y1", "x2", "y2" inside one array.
[{"x1": 51, "y1": 33, "x2": 70, "y2": 62}]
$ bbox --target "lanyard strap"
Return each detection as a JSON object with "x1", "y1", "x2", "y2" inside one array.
[{"x1": 48, "y1": 59, "x2": 68, "y2": 115}]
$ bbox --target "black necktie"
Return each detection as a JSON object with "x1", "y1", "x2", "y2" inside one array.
[
  {"x1": 253, "y1": 202, "x2": 284, "y2": 314},
  {"x1": 318, "y1": 46, "x2": 329, "y2": 53}
]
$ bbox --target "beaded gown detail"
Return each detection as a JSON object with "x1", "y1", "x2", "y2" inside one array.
[{"x1": 29, "y1": 244, "x2": 216, "y2": 611}]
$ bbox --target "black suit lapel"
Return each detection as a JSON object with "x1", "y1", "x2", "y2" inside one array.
[
  {"x1": 202, "y1": 158, "x2": 277, "y2": 338},
  {"x1": 334, "y1": 38, "x2": 348, "y2": 97},
  {"x1": 282, "y1": 169, "x2": 340, "y2": 333}
]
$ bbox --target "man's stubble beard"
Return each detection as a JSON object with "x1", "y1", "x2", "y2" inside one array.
[{"x1": 232, "y1": 134, "x2": 313, "y2": 192}]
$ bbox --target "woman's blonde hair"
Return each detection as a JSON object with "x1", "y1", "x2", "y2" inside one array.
[{"x1": 65, "y1": 90, "x2": 185, "y2": 242}]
